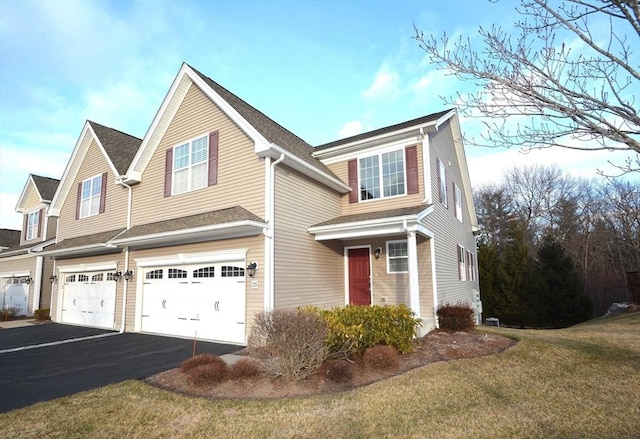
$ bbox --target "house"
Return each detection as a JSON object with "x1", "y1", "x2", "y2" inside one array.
[
  {"x1": 0, "y1": 175, "x2": 59, "y2": 316},
  {"x1": 31, "y1": 63, "x2": 479, "y2": 344}
]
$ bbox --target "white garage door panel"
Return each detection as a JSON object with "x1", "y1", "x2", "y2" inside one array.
[
  {"x1": 61, "y1": 272, "x2": 116, "y2": 329},
  {"x1": 141, "y1": 263, "x2": 246, "y2": 344},
  {"x1": 3, "y1": 280, "x2": 28, "y2": 315}
]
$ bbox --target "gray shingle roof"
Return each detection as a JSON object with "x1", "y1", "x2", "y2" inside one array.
[
  {"x1": 0, "y1": 228, "x2": 21, "y2": 248},
  {"x1": 188, "y1": 64, "x2": 337, "y2": 178},
  {"x1": 115, "y1": 206, "x2": 264, "y2": 241},
  {"x1": 315, "y1": 109, "x2": 453, "y2": 150},
  {"x1": 43, "y1": 229, "x2": 126, "y2": 253},
  {"x1": 89, "y1": 121, "x2": 142, "y2": 175},
  {"x1": 31, "y1": 175, "x2": 60, "y2": 201},
  {"x1": 311, "y1": 205, "x2": 429, "y2": 228}
]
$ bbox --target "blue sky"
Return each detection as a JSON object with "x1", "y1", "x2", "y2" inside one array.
[{"x1": 0, "y1": 0, "x2": 635, "y2": 229}]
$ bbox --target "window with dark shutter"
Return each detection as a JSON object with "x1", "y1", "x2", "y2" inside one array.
[
  {"x1": 208, "y1": 131, "x2": 218, "y2": 186},
  {"x1": 348, "y1": 159, "x2": 358, "y2": 203},
  {"x1": 37, "y1": 208, "x2": 43, "y2": 238},
  {"x1": 405, "y1": 145, "x2": 419, "y2": 195},
  {"x1": 164, "y1": 148, "x2": 173, "y2": 197},
  {"x1": 99, "y1": 172, "x2": 107, "y2": 213}
]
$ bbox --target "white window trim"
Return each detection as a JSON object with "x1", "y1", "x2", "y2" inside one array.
[
  {"x1": 386, "y1": 239, "x2": 409, "y2": 274},
  {"x1": 79, "y1": 174, "x2": 102, "y2": 219},
  {"x1": 172, "y1": 133, "x2": 209, "y2": 195},
  {"x1": 358, "y1": 147, "x2": 407, "y2": 203},
  {"x1": 437, "y1": 159, "x2": 447, "y2": 207},
  {"x1": 457, "y1": 244, "x2": 466, "y2": 281},
  {"x1": 454, "y1": 182, "x2": 463, "y2": 222},
  {"x1": 26, "y1": 210, "x2": 39, "y2": 240}
]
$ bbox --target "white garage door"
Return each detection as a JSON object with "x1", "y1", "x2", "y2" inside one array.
[
  {"x1": 3, "y1": 278, "x2": 28, "y2": 316},
  {"x1": 141, "y1": 263, "x2": 246, "y2": 344},
  {"x1": 61, "y1": 272, "x2": 116, "y2": 329}
]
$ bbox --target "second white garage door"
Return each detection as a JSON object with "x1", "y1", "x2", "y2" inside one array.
[
  {"x1": 141, "y1": 263, "x2": 246, "y2": 344},
  {"x1": 60, "y1": 272, "x2": 117, "y2": 329}
]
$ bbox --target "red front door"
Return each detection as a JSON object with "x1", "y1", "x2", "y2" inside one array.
[{"x1": 348, "y1": 248, "x2": 371, "y2": 305}]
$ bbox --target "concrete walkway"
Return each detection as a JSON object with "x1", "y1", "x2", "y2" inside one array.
[{"x1": 0, "y1": 319, "x2": 39, "y2": 329}]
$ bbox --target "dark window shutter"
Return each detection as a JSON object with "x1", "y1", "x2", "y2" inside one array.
[
  {"x1": 164, "y1": 148, "x2": 173, "y2": 197},
  {"x1": 76, "y1": 182, "x2": 82, "y2": 220},
  {"x1": 99, "y1": 172, "x2": 107, "y2": 213},
  {"x1": 37, "y1": 209, "x2": 43, "y2": 238},
  {"x1": 405, "y1": 145, "x2": 419, "y2": 195},
  {"x1": 22, "y1": 214, "x2": 28, "y2": 240},
  {"x1": 208, "y1": 131, "x2": 219, "y2": 186},
  {"x1": 348, "y1": 159, "x2": 358, "y2": 203}
]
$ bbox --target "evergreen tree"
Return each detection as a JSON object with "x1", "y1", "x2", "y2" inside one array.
[{"x1": 536, "y1": 234, "x2": 592, "y2": 328}]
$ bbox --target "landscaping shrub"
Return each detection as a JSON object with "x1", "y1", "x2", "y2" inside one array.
[
  {"x1": 180, "y1": 353, "x2": 220, "y2": 372},
  {"x1": 227, "y1": 358, "x2": 263, "y2": 381},
  {"x1": 307, "y1": 304, "x2": 421, "y2": 356},
  {"x1": 320, "y1": 360, "x2": 354, "y2": 384},
  {"x1": 184, "y1": 358, "x2": 228, "y2": 386},
  {"x1": 362, "y1": 345, "x2": 399, "y2": 371},
  {"x1": 248, "y1": 308, "x2": 329, "y2": 380},
  {"x1": 34, "y1": 308, "x2": 50, "y2": 321},
  {"x1": 437, "y1": 302, "x2": 476, "y2": 332},
  {"x1": 2, "y1": 307, "x2": 19, "y2": 321}
]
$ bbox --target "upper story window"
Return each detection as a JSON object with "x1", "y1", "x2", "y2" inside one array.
[
  {"x1": 387, "y1": 240, "x2": 408, "y2": 273},
  {"x1": 25, "y1": 210, "x2": 40, "y2": 240},
  {"x1": 437, "y1": 159, "x2": 447, "y2": 207},
  {"x1": 453, "y1": 182, "x2": 463, "y2": 222},
  {"x1": 78, "y1": 173, "x2": 105, "y2": 219},
  {"x1": 348, "y1": 145, "x2": 419, "y2": 204},
  {"x1": 173, "y1": 135, "x2": 208, "y2": 195},
  {"x1": 165, "y1": 131, "x2": 219, "y2": 197},
  {"x1": 457, "y1": 244, "x2": 466, "y2": 281}
]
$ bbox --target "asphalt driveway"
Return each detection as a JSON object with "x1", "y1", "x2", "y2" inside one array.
[{"x1": 0, "y1": 323, "x2": 241, "y2": 413}]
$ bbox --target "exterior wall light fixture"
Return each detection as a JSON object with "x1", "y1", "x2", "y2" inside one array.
[
  {"x1": 247, "y1": 262, "x2": 258, "y2": 278},
  {"x1": 123, "y1": 270, "x2": 134, "y2": 281},
  {"x1": 374, "y1": 247, "x2": 382, "y2": 259}
]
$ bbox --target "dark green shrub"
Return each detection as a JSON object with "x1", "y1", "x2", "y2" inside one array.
[
  {"x1": 436, "y1": 302, "x2": 476, "y2": 332},
  {"x1": 320, "y1": 360, "x2": 354, "y2": 384},
  {"x1": 34, "y1": 308, "x2": 50, "y2": 321},
  {"x1": 180, "y1": 353, "x2": 219, "y2": 372},
  {"x1": 227, "y1": 358, "x2": 263, "y2": 381},
  {"x1": 248, "y1": 309, "x2": 328, "y2": 380},
  {"x1": 308, "y1": 304, "x2": 421, "y2": 356},
  {"x1": 362, "y1": 345, "x2": 399, "y2": 371},
  {"x1": 185, "y1": 358, "x2": 228, "y2": 385}
]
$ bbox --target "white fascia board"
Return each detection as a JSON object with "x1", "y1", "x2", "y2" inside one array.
[
  {"x1": 309, "y1": 215, "x2": 432, "y2": 241},
  {"x1": 57, "y1": 261, "x2": 118, "y2": 273},
  {"x1": 49, "y1": 122, "x2": 94, "y2": 217},
  {"x1": 0, "y1": 271, "x2": 30, "y2": 278},
  {"x1": 28, "y1": 239, "x2": 56, "y2": 254},
  {"x1": 108, "y1": 220, "x2": 267, "y2": 248},
  {"x1": 449, "y1": 113, "x2": 479, "y2": 228},
  {"x1": 134, "y1": 249, "x2": 248, "y2": 267},
  {"x1": 313, "y1": 110, "x2": 456, "y2": 160},
  {"x1": 259, "y1": 144, "x2": 351, "y2": 193},
  {"x1": 39, "y1": 243, "x2": 117, "y2": 259},
  {"x1": 15, "y1": 176, "x2": 37, "y2": 213}
]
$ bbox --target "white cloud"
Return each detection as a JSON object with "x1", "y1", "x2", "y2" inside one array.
[
  {"x1": 363, "y1": 64, "x2": 400, "y2": 100},
  {"x1": 338, "y1": 121, "x2": 365, "y2": 139},
  {"x1": 0, "y1": 193, "x2": 22, "y2": 231}
]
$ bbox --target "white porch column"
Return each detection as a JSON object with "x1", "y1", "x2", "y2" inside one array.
[
  {"x1": 32, "y1": 256, "x2": 43, "y2": 312},
  {"x1": 406, "y1": 229, "x2": 420, "y2": 317}
]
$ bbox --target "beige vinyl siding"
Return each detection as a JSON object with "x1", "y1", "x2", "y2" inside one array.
[
  {"x1": 131, "y1": 82, "x2": 265, "y2": 227},
  {"x1": 417, "y1": 235, "x2": 436, "y2": 328},
  {"x1": 25, "y1": 188, "x2": 40, "y2": 210},
  {"x1": 52, "y1": 252, "x2": 125, "y2": 328},
  {"x1": 46, "y1": 216, "x2": 57, "y2": 241},
  {"x1": 423, "y1": 120, "x2": 479, "y2": 307},
  {"x1": 40, "y1": 256, "x2": 55, "y2": 310},
  {"x1": 327, "y1": 143, "x2": 426, "y2": 216},
  {"x1": 273, "y1": 166, "x2": 344, "y2": 309},
  {"x1": 57, "y1": 139, "x2": 128, "y2": 240},
  {"x1": 129, "y1": 236, "x2": 263, "y2": 334}
]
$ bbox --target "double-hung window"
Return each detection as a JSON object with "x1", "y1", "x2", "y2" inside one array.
[
  {"x1": 26, "y1": 210, "x2": 39, "y2": 240},
  {"x1": 457, "y1": 245, "x2": 466, "y2": 281},
  {"x1": 359, "y1": 149, "x2": 405, "y2": 201},
  {"x1": 80, "y1": 174, "x2": 102, "y2": 218},
  {"x1": 387, "y1": 240, "x2": 409, "y2": 273},
  {"x1": 454, "y1": 182, "x2": 463, "y2": 221},
  {"x1": 172, "y1": 135, "x2": 208, "y2": 195}
]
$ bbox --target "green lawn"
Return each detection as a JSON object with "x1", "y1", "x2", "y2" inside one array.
[{"x1": 2, "y1": 313, "x2": 639, "y2": 439}]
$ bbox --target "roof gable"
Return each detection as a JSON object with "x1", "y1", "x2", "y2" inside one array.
[
  {"x1": 15, "y1": 174, "x2": 60, "y2": 213},
  {"x1": 126, "y1": 63, "x2": 345, "y2": 192},
  {"x1": 49, "y1": 121, "x2": 141, "y2": 217}
]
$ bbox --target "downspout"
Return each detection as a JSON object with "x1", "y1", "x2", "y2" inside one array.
[
  {"x1": 264, "y1": 153, "x2": 285, "y2": 311},
  {"x1": 116, "y1": 176, "x2": 133, "y2": 334}
]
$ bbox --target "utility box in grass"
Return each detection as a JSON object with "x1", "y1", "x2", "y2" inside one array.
[{"x1": 485, "y1": 317, "x2": 500, "y2": 327}]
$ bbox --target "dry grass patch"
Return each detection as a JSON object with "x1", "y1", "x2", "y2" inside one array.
[{"x1": 1, "y1": 313, "x2": 638, "y2": 439}]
